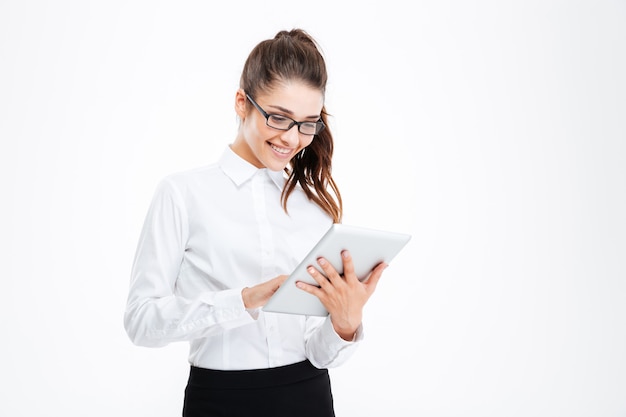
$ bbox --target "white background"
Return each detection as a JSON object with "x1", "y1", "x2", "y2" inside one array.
[{"x1": 1, "y1": 1, "x2": 625, "y2": 416}]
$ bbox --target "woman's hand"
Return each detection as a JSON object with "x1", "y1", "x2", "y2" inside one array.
[
  {"x1": 242, "y1": 275, "x2": 288, "y2": 309},
  {"x1": 296, "y1": 250, "x2": 387, "y2": 340}
]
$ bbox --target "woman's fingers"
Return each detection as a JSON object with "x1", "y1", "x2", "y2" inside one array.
[
  {"x1": 314, "y1": 257, "x2": 341, "y2": 284},
  {"x1": 297, "y1": 252, "x2": 388, "y2": 308},
  {"x1": 295, "y1": 267, "x2": 327, "y2": 300},
  {"x1": 242, "y1": 274, "x2": 288, "y2": 309},
  {"x1": 339, "y1": 250, "x2": 357, "y2": 283},
  {"x1": 363, "y1": 262, "x2": 387, "y2": 293},
  {"x1": 297, "y1": 251, "x2": 389, "y2": 339}
]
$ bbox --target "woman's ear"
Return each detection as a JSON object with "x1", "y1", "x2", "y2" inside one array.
[{"x1": 234, "y1": 89, "x2": 247, "y2": 120}]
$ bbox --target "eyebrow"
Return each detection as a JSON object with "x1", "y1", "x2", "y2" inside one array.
[{"x1": 267, "y1": 104, "x2": 321, "y2": 120}]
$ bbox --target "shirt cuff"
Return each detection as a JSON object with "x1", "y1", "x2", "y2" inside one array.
[
  {"x1": 212, "y1": 287, "x2": 264, "y2": 320},
  {"x1": 199, "y1": 287, "x2": 246, "y2": 309}
]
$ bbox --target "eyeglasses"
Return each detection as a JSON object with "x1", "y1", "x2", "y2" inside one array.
[{"x1": 246, "y1": 93, "x2": 325, "y2": 136}]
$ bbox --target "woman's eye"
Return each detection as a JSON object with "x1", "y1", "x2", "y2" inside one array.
[{"x1": 269, "y1": 115, "x2": 290, "y2": 124}]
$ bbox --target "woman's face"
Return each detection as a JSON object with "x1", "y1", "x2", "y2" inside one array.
[{"x1": 232, "y1": 82, "x2": 324, "y2": 172}]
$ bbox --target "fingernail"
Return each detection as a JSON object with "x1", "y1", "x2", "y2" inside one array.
[
  {"x1": 317, "y1": 258, "x2": 326, "y2": 266},
  {"x1": 342, "y1": 250, "x2": 350, "y2": 258},
  {"x1": 308, "y1": 266, "x2": 316, "y2": 274}
]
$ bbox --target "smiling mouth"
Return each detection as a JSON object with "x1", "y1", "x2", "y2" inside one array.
[{"x1": 269, "y1": 142, "x2": 292, "y2": 155}]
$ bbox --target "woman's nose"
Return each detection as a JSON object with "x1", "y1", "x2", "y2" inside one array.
[{"x1": 279, "y1": 124, "x2": 301, "y2": 147}]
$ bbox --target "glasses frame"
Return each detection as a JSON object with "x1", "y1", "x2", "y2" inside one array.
[{"x1": 246, "y1": 93, "x2": 325, "y2": 136}]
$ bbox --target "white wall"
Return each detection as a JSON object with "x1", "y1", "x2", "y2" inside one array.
[{"x1": 1, "y1": 1, "x2": 625, "y2": 416}]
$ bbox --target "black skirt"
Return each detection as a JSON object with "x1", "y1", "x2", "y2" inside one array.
[{"x1": 182, "y1": 360, "x2": 335, "y2": 417}]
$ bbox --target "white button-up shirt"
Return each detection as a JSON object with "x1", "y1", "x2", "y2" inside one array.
[{"x1": 124, "y1": 146, "x2": 362, "y2": 370}]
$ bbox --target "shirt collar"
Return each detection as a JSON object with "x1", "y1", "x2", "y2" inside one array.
[{"x1": 219, "y1": 146, "x2": 285, "y2": 190}]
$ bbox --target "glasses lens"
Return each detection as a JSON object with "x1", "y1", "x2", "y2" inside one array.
[
  {"x1": 299, "y1": 122, "x2": 320, "y2": 135},
  {"x1": 267, "y1": 114, "x2": 324, "y2": 135},
  {"x1": 267, "y1": 115, "x2": 292, "y2": 130}
]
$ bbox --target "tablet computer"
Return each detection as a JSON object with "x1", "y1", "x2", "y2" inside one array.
[{"x1": 262, "y1": 223, "x2": 412, "y2": 316}]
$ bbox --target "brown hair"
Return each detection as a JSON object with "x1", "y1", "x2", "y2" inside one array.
[{"x1": 239, "y1": 29, "x2": 342, "y2": 223}]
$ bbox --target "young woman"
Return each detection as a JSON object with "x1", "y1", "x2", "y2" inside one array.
[{"x1": 124, "y1": 28, "x2": 387, "y2": 417}]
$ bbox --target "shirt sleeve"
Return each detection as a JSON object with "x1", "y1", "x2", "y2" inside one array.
[
  {"x1": 304, "y1": 315, "x2": 364, "y2": 369},
  {"x1": 123, "y1": 179, "x2": 255, "y2": 348}
]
